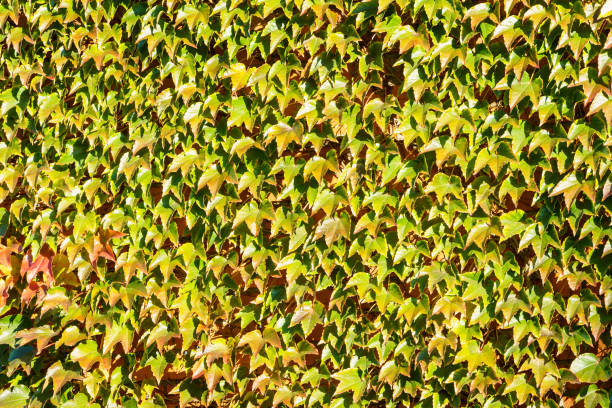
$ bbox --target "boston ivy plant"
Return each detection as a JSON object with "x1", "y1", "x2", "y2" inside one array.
[{"x1": 0, "y1": 0, "x2": 611, "y2": 407}]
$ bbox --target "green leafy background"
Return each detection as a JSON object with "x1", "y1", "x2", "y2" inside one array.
[{"x1": 0, "y1": 0, "x2": 611, "y2": 407}]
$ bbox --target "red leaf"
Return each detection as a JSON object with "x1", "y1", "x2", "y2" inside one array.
[
  {"x1": 0, "y1": 242, "x2": 19, "y2": 267},
  {"x1": 20, "y1": 252, "x2": 54, "y2": 284},
  {"x1": 21, "y1": 281, "x2": 41, "y2": 305},
  {"x1": 103, "y1": 229, "x2": 126, "y2": 240}
]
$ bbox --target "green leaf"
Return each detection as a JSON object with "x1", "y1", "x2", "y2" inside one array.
[
  {"x1": 346, "y1": 272, "x2": 371, "y2": 298},
  {"x1": 145, "y1": 354, "x2": 168, "y2": 384},
  {"x1": 503, "y1": 374, "x2": 537, "y2": 405},
  {"x1": 71, "y1": 340, "x2": 100, "y2": 371},
  {"x1": 465, "y1": 222, "x2": 490, "y2": 249},
  {"x1": 454, "y1": 341, "x2": 497, "y2": 372},
  {"x1": 60, "y1": 393, "x2": 100, "y2": 408},
  {"x1": 570, "y1": 354, "x2": 611, "y2": 383},
  {"x1": 508, "y1": 75, "x2": 542, "y2": 109},
  {"x1": 332, "y1": 368, "x2": 366, "y2": 403},
  {"x1": 424, "y1": 173, "x2": 462, "y2": 202},
  {"x1": 228, "y1": 97, "x2": 253, "y2": 131},
  {"x1": 0, "y1": 385, "x2": 29, "y2": 408},
  {"x1": 37, "y1": 93, "x2": 61, "y2": 121},
  {"x1": 500, "y1": 210, "x2": 527, "y2": 239}
]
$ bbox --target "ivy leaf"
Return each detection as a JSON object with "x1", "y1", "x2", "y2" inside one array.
[
  {"x1": 575, "y1": 384, "x2": 610, "y2": 408},
  {"x1": 465, "y1": 222, "x2": 490, "y2": 249},
  {"x1": 570, "y1": 354, "x2": 611, "y2": 383},
  {"x1": 508, "y1": 75, "x2": 542, "y2": 109},
  {"x1": 57, "y1": 326, "x2": 86, "y2": 348},
  {"x1": 230, "y1": 138, "x2": 259, "y2": 158},
  {"x1": 102, "y1": 323, "x2": 131, "y2": 355},
  {"x1": 37, "y1": 94, "x2": 61, "y2": 121},
  {"x1": 16, "y1": 326, "x2": 56, "y2": 354},
  {"x1": 550, "y1": 173, "x2": 582, "y2": 209},
  {"x1": 238, "y1": 330, "x2": 264, "y2": 358},
  {"x1": 60, "y1": 393, "x2": 100, "y2": 408},
  {"x1": 332, "y1": 368, "x2": 366, "y2": 403},
  {"x1": 424, "y1": 173, "x2": 462, "y2": 202},
  {"x1": 44, "y1": 362, "x2": 82, "y2": 395},
  {"x1": 500, "y1": 210, "x2": 527, "y2": 239},
  {"x1": 304, "y1": 156, "x2": 329, "y2": 184},
  {"x1": 228, "y1": 97, "x2": 253, "y2": 131},
  {"x1": 264, "y1": 122, "x2": 303, "y2": 156},
  {"x1": 519, "y1": 357, "x2": 559, "y2": 387},
  {"x1": 0, "y1": 316, "x2": 21, "y2": 348},
  {"x1": 70, "y1": 340, "x2": 100, "y2": 371},
  {"x1": 464, "y1": 3, "x2": 491, "y2": 30},
  {"x1": 378, "y1": 360, "x2": 400, "y2": 384},
  {"x1": 346, "y1": 272, "x2": 371, "y2": 298},
  {"x1": 145, "y1": 322, "x2": 177, "y2": 350},
  {"x1": 454, "y1": 341, "x2": 497, "y2": 372},
  {"x1": 503, "y1": 374, "x2": 537, "y2": 405},
  {"x1": 0, "y1": 385, "x2": 29, "y2": 408},
  {"x1": 145, "y1": 354, "x2": 167, "y2": 384},
  {"x1": 491, "y1": 16, "x2": 522, "y2": 49},
  {"x1": 314, "y1": 217, "x2": 350, "y2": 246},
  {"x1": 272, "y1": 386, "x2": 294, "y2": 408},
  {"x1": 204, "y1": 339, "x2": 230, "y2": 366},
  {"x1": 518, "y1": 224, "x2": 538, "y2": 252}
]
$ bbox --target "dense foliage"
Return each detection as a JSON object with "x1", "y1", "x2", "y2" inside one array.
[{"x1": 0, "y1": 0, "x2": 611, "y2": 407}]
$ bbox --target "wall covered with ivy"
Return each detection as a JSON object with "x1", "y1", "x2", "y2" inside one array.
[{"x1": 0, "y1": 0, "x2": 611, "y2": 407}]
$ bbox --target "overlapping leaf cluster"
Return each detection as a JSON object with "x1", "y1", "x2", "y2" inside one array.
[{"x1": 0, "y1": 0, "x2": 611, "y2": 407}]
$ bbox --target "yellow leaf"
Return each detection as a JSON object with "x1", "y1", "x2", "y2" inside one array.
[
  {"x1": 264, "y1": 122, "x2": 303, "y2": 155},
  {"x1": 550, "y1": 173, "x2": 582, "y2": 209},
  {"x1": 238, "y1": 330, "x2": 264, "y2": 358}
]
